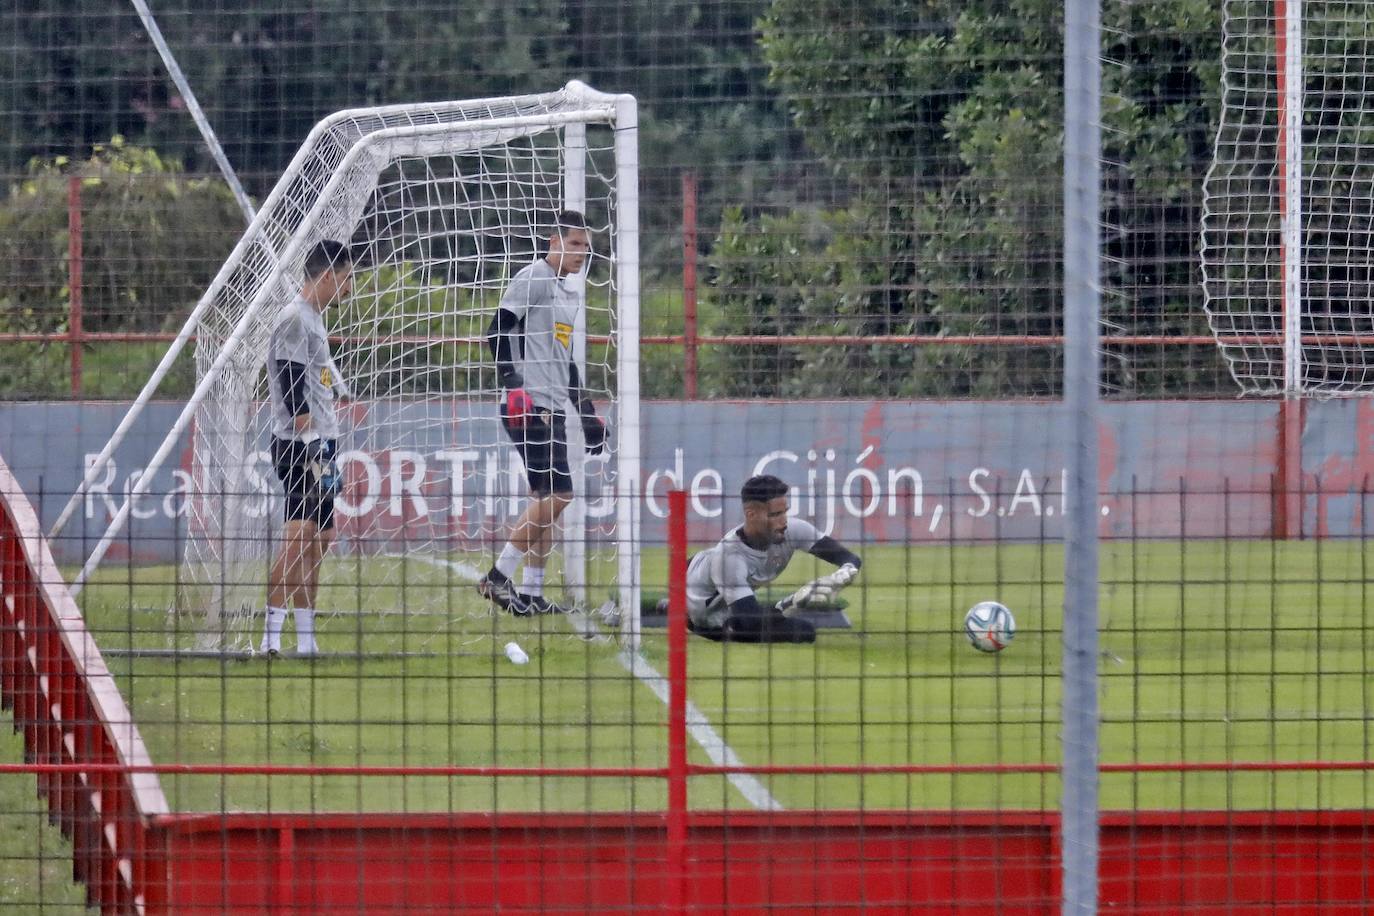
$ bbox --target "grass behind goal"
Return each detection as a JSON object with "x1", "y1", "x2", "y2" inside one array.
[{"x1": 76, "y1": 538, "x2": 1374, "y2": 814}]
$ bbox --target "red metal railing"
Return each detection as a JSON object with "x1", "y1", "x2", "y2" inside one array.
[
  {"x1": 9, "y1": 756, "x2": 1374, "y2": 778},
  {"x1": 2, "y1": 169, "x2": 1320, "y2": 402},
  {"x1": 67, "y1": 177, "x2": 84, "y2": 397},
  {"x1": 681, "y1": 173, "x2": 700, "y2": 400},
  {"x1": 0, "y1": 451, "x2": 168, "y2": 913}
]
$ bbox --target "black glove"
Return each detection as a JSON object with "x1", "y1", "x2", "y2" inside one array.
[
  {"x1": 580, "y1": 411, "x2": 608, "y2": 455},
  {"x1": 498, "y1": 366, "x2": 524, "y2": 390},
  {"x1": 311, "y1": 457, "x2": 341, "y2": 497},
  {"x1": 302, "y1": 438, "x2": 340, "y2": 499}
]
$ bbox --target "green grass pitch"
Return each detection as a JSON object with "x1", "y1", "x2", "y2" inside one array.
[
  {"x1": 73, "y1": 537, "x2": 1374, "y2": 814},
  {"x1": 0, "y1": 722, "x2": 92, "y2": 913}
]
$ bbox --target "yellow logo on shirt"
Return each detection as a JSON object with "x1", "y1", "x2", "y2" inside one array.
[
  {"x1": 321, "y1": 366, "x2": 333, "y2": 388},
  {"x1": 553, "y1": 322, "x2": 573, "y2": 348}
]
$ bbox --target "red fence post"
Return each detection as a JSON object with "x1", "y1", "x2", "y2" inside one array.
[
  {"x1": 666, "y1": 489, "x2": 689, "y2": 913},
  {"x1": 681, "y1": 173, "x2": 699, "y2": 400},
  {"x1": 67, "y1": 176, "x2": 84, "y2": 399},
  {"x1": 1275, "y1": 397, "x2": 1304, "y2": 538},
  {"x1": 277, "y1": 825, "x2": 296, "y2": 909}
]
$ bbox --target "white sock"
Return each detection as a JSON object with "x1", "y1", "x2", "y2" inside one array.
[
  {"x1": 294, "y1": 607, "x2": 318, "y2": 655},
  {"x1": 521, "y1": 566, "x2": 545, "y2": 597},
  {"x1": 262, "y1": 606, "x2": 287, "y2": 653},
  {"x1": 495, "y1": 542, "x2": 523, "y2": 579}
]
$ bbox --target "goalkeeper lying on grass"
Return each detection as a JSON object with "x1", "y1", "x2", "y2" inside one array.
[{"x1": 685, "y1": 474, "x2": 861, "y2": 644}]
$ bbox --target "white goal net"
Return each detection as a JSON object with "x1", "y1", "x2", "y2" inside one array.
[
  {"x1": 65, "y1": 82, "x2": 641, "y2": 652},
  {"x1": 1202, "y1": 1, "x2": 1374, "y2": 396}
]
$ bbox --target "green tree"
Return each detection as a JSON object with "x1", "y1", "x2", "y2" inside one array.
[
  {"x1": 0, "y1": 137, "x2": 242, "y2": 397},
  {"x1": 563, "y1": 0, "x2": 795, "y2": 268},
  {"x1": 2, "y1": 0, "x2": 792, "y2": 284},
  {"x1": 710, "y1": 0, "x2": 1229, "y2": 397},
  {"x1": 1, "y1": 0, "x2": 570, "y2": 187}
]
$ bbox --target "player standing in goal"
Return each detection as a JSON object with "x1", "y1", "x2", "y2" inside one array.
[
  {"x1": 479, "y1": 211, "x2": 609, "y2": 614},
  {"x1": 686, "y1": 474, "x2": 862, "y2": 644},
  {"x1": 260, "y1": 240, "x2": 354, "y2": 656}
]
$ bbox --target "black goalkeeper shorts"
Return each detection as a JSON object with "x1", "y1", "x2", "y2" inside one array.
[
  {"x1": 271, "y1": 436, "x2": 337, "y2": 530},
  {"x1": 500, "y1": 407, "x2": 573, "y2": 496}
]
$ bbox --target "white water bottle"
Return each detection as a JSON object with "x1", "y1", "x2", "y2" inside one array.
[{"x1": 504, "y1": 641, "x2": 530, "y2": 665}]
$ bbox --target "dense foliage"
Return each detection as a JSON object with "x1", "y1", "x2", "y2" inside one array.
[
  {"x1": 0, "y1": 138, "x2": 241, "y2": 396},
  {"x1": 704, "y1": 0, "x2": 1231, "y2": 397},
  {"x1": 0, "y1": 0, "x2": 1272, "y2": 398}
]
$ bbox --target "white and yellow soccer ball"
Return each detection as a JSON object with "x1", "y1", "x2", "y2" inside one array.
[{"x1": 964, "y1": 601, "x2": 1016, "y2": 653}]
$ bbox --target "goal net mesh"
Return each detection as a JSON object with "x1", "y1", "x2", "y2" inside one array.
[
  {"x1": 179, "y1": 86, "x2": 628, "y2": 652},
  {"x1": 1202, "y1": 1, "x2": 1374, "y2": 395}
]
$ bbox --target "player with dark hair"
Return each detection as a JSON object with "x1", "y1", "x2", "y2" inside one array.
[
  {"x1": 684, "y1": 474, "x2": 862, "y2": 643},
  {"x1": 479, "y1": 210, "x2": 609, "y2": 614},
  {"x1": 261, "y1": 239, "x2": 354, "y2": 656}
]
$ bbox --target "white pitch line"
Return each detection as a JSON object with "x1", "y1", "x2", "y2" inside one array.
[
  {"x1": 414, "y1": 554, "x2": 781, "y2": 811},
  {"x1": 616, "y1": 648, "x2": 782, "y2": 811},
  {"x1": 404, "y1": 553, "x2": 485, "y2": 582}
]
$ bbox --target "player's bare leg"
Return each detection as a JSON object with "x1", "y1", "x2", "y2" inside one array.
[
  {"x1": 294, "y1": 529, "x2": 333, "y2": 656},
  {"x1": 265, "y1": 520, "x2": 316, "y2": 655},
  {"x1": 510, "y1": 492, "x2": 573, "y2": 552},
  {"x1": 519, "y1": 519, "x2": 557, "y2": 598},
  {"x1": 512, "y1": 493, "x2": 571, "y2": 605},
  {"x1": 481, "y1": 493, "x2": 572, "y2": 614}
]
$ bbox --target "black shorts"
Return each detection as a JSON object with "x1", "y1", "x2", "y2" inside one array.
[
  {"x1": 271, "y1": 436, "x2": 337, "y2": 530},
  {"x1": 501, "y1": 407, "x2": 573, "y2": 496}
]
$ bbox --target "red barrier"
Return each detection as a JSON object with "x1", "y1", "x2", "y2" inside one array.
[
  {"x1": 0, "y1": 454, "x2": 169, "y2": 913},
  {"x1": 141, "y1": 809, "x2": 1374, "y2": 914}
]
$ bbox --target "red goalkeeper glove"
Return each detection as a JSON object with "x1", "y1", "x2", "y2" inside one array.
[{"x1": 505, "y1": 388, "x2": 534, "y2": 425}]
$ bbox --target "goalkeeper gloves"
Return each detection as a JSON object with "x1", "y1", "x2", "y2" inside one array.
[
  {"x1": 301, "y1": 436, "x2": 340, "y2": 501},
  {"x1": 505, "y1": 387, "x2": 534, "y2": 425},
  {"x1": 778, "y1": 562, "x2": 860, "y2": 611},
  {"x1": 575, "y1": 395, "x2": 608, "y2": 454},
  {"x1": 580, "y1": 412, "x2": 608, "y2": 454},
  {"x1": 310, "y1": 458, "x2": 341, "y2": 497},
  {"x1": 497, "y1": 367, "x2": 535, "y2": 425}
]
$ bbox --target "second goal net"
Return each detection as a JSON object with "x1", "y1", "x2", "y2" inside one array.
[{"x1": 1202, "y1": 0, "x2": 1374, "y2": 396}]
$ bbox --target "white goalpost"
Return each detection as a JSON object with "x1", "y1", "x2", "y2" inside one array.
[{"x1": 58, "y1": 82, "x2": 641, "y2": 650}]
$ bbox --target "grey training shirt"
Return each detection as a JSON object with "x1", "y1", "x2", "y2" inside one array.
[
  {"x1": 685, "y1": 517, "x2": 822, "y2": 628},
  {"x1": 267, "y1": 294, "x2": 341, "y2": 441},
  {"x1": 498, "y1": 259, "x2": 580, "y2": 412}
]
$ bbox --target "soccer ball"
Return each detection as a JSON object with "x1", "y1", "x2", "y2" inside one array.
[{"x1": 964, "y1": 601, "x2": 1016, "y2": 653}]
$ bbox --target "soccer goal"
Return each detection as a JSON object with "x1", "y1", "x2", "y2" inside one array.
[
  {"x1": 57, "y1": 82, "x2": 641, "y2": 651},
  {"x1": 1201, "y1": 1, "x2": 1374, "y2": 396}
]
